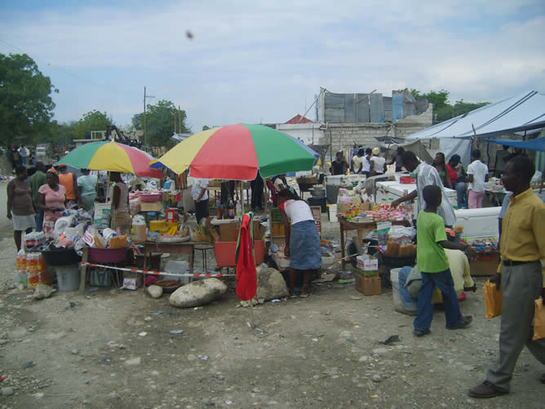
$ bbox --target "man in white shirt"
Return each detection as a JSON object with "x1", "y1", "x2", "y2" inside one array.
[
  {"x1": 467, "y1": 149, "x2": 489, "y2": 209},
  {"x1": 370, "y1": 147, "x2": 386, "y2": 175},
  {"x1": 391, "y1": 151, "x2": 456, "y2": 227},
  {"x1": 351, "y1": 148, "x2": 364, "y2": 174},
  {"x1": 191, "y1": 178, "x2": 209, "y2": 224}
]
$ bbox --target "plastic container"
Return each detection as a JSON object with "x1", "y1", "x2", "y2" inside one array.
[
  {"x1": 88, "y1": 247, "x2": 128, "y2": 264},
  {"x1": 55, "y1": 264, "x2": 81, "y2": 292},
  {"x1": 164, "y1": 260, "x2": 190, "y2": 284},
  {"x1": 140, "y1": 193, "x2": 162, "y2": 203}
]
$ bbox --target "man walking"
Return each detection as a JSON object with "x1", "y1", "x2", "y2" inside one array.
[
  {"x1": 391, "y1": 151, "x2": 456, "y2": 227},
  {"x1": 469, "y1": 155, "x2": 545, "y2": 398}
]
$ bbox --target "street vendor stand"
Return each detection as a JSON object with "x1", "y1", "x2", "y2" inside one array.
[{"x1": 338, "y1": 216, "x2": 410, "y2": 268}]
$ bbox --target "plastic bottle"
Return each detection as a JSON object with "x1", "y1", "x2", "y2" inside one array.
[{"x1": 16, "y1": 249, "x2": 26, "y2": 272}]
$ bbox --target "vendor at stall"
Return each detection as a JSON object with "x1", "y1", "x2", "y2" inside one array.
[
  {"x1": 391, "y1": 151, "x2": 456, "y2": 227},
  {"x1": 192, "y1": 178, "x2": 209, "y2": 224},
  {"x1": 77, "y1": 169, "x2": 98, "y2": 212},
  {"x1": 58, "y1": 164, "x2": 78, "y2": 207},
  {"x1": 110, "y1": 172, "x2": 131, "y2": 234},
  {"x1": 38, "y1": 169, "x2": 66, "y2": 239},
  {"x1": 7, "y1": 166, "x2": 36, "y2": 250},
  {"x1": 331, "y1": 151, "x2": 349, "y2": 175},
  {"x1": 277, "y1": 188, "x2": 321, "y2": 298}
]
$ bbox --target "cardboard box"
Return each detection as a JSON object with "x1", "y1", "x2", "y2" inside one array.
[
  {"x1": 470, "y1": 252, "x2": 500, "y2": 276},
  {"x1": 355, "y1": 273, "x2": 381, "y2": 296},
  {"x1": 219, "y1": 222, "x2": 241, "y2": 241}
]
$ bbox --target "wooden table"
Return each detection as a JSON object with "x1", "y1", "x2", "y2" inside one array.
[
  {"x1": 338, "y1": 216, "x2": 410, "y2": 268},
  {"x1": 142, "y1": 240, "x2": 198, "y2": 272}
]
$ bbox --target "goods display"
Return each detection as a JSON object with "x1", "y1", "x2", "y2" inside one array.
[{"x1": 337, "y1": 189, "x2": 412, "y2": 222}]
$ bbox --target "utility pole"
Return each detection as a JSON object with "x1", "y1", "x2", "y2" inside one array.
[{"x1": 143, "y1": 86, "x2": 155, "y2": 147}]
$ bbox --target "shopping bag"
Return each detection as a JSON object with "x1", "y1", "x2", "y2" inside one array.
[
  {"x1": 533, "y1": 297, "x2": 545, "y2": 341},
  {"x1": 483, "y1": 280, "x2": 502, "y2": 319}
]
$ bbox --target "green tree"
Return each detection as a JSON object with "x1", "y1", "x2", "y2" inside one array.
[
  {"x1": 74, "y1": 110, "x2": 112, "y2": 140},
  {"x1": 410, "y1": 89, "x2": 488, "y2": 123},
  {"x1": 0, "y1": 53, "x2": 56, "y2": 145},
  {"x1": 132, "y1": 100, "x2": 188, "y2": 147}
]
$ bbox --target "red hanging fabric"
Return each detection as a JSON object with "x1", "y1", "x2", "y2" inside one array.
[{"x1": 235, "y1": 213, "x2": 257, "y2": 301}]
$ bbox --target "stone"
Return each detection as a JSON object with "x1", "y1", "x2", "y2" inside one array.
[
  {"x1": 169, "y1": 279, "x2": 227, "y2": 308},
  {"x1": 255, "y1": 266, "x2": 289, "y2": 301},
  {"x1": 146, "y1": 285, "x2": 163, "y2": 299},
  {"x1": 1, "y1": 387, "x2": 14, "y2": 396},
  {"x1": 125, "y1": 357, "x2": 141, "y2": 366},
  {"x1": 32, "y1": 284, "x2": 55, "y2": 300},
  {"x1": 371, "y1": 374, "x2": 382, "y2": 383}
]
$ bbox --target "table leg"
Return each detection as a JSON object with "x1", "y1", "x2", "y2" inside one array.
[
  {"x1": 79, "y1": 248, "x2": 88, "y2": 293},
  {"x1": 340, "y1": 223, "x2": 346, "y2": 269}
]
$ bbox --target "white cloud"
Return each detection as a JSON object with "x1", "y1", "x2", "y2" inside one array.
[{"x1": 1, "y1": 0, "x2": 544, "y2": 129}]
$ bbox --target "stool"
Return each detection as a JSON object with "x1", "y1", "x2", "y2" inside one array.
[{"x1": 193, "y1": 244, "x2": 215, "y2": 274}]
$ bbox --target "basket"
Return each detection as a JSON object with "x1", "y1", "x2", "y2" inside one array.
[
  {"x1": 88, "y1": 247, "x2": 128, "y2": 264},
  {"x1": 42, "y1": 248, "x2": 82, "y2": 267}
]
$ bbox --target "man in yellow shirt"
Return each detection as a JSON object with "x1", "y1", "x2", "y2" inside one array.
[{"x1": 469, "y1": 156, "x2": 545, "y2": 398}]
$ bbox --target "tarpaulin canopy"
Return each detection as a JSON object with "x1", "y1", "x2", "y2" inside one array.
[
  {"x1": 407, "y1": 90, "x2": 545, "y2": 140},
  {"x1": 488, "y1": 137, "x2": 545, "y2": 152}
]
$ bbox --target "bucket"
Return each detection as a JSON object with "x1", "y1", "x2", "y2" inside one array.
[
  {"x1": 390, "y1": 267, "x2": 417, "y2": 315},
  {"x1": 55, "y1": 264, "x2": 81, "y2": 292},
  {"x1": 89, "y1": 269, "x2": 112, "y2": 287}
]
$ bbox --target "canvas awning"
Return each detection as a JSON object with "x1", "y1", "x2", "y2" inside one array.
[
  {"x1": 488, "y1": 137, "x2": 545, "y2": 152},
  {"x1": 407, "y1": 90, "x2": 545, "y2": 140}
]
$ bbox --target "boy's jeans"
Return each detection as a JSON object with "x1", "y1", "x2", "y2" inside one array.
[{"x1": 414, "y1": 269, "x2": 463, "y2": 331}]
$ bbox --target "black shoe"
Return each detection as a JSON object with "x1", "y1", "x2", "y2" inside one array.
[
  {"x1": 447, "y1": 315, "x2": 473, "y2": 330},
  {"x1": 468, "y1": 381, "x2": 508, "y2": 399},
  {"x1": 413, "y1": 329, "x2": 431, "y2": 337},
  {"x1": 464, "y1": 284, "x2": 477, "y2": 292}
]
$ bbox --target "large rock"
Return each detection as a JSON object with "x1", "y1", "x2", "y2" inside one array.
[
  {"x1": 169, "y1": 278, "x2": 227, "y2": 308},
  {"x1": 256, "y1": 265, "x2": 289, "y2": 301}
]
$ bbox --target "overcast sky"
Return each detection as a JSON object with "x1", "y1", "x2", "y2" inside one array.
[{"x1": 1, "y1": 0, "x2": 544, "y2": 131}]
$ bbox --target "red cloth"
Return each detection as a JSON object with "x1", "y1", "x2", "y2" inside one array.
[
  {"x1": 235, "y1": 214, "x2": 257, "y2": 301},
  {"x1": 446, "y1": 164, "x2": 457, "y2": 185}
]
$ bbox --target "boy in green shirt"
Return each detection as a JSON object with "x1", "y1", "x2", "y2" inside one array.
[{"x1": 414, "y1": 185, "x2": 474, "y2": 337}]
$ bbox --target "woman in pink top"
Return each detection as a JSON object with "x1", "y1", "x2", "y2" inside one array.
[{"x1": 38, "y1": 170, "x2": 66, "y2": 238}]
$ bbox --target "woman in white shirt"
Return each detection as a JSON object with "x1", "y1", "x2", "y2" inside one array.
[{"x1": 278, "y1": 188, "x2": 321, "y2": 297}]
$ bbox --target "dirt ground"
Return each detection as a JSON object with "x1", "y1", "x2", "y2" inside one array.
[{"x1": 0, "y1": 182, "x2": 544, "y2": 409}]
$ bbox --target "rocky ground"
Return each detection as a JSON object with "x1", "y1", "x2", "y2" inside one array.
[{"x1": 0, "y1": 182, "x2": 544, "y2": 409}]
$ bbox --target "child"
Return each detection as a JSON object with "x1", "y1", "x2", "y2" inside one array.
[{"x1": 413, "y1": 185, "x2": 474, "y2": 337}]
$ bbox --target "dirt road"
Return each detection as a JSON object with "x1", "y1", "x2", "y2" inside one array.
[{"x1": 0, "y1": 182, "x2": 543, "y2": 409}]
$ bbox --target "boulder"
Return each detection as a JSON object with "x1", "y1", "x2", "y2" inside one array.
[
  {"x1": 256, "y1": 265, "x2": 289, "y2": 301},
  {"x1": 146, "y1": 285, "x2": 163, "y2": 299},
  {"x1": 169, "y1": 278, "x2": 227, "y2": 308},
  {"x1": 32, "y1": 284, "x2": 55, "y2": 300}
]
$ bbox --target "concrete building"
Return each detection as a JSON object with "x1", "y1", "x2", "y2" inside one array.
[{"x1": 316, "y1": 88, "x2": 433, "y2": 155}]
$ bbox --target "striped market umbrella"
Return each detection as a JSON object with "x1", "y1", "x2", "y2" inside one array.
[
  {"x1": 152, "y1": 124, "x2": 318, "y2": 180},
  {"x1": 57, "y1": 140, "x2": 162, "y2": 178}
]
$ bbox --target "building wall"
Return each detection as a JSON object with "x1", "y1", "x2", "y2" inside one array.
[
  {"x1": 318, "y1": 105, "x2": 433, "y2": 156},
  {"x1": 275, "y1": 123, "x2": 324, "y2": 145}
]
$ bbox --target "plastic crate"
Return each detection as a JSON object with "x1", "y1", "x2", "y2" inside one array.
[{"x1": 214, "y1": 240, "x2": 265, "y2": 268}]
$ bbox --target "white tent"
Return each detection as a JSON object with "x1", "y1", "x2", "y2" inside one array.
[{"x1": 407, "y1": 90, "x2": 545, "y2": 140}]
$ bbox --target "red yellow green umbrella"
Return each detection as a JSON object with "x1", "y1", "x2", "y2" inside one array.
[
  {"x1": 57, "y1": 141, "x2": 162, "y2": 178},
  {"x1": 152, "y1": 124, "x2": 317, "y2": 180}
]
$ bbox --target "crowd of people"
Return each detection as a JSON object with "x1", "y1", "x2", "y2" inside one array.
[{"x1": 6, "y1": 163, "x2": 107, "y2": 246}]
